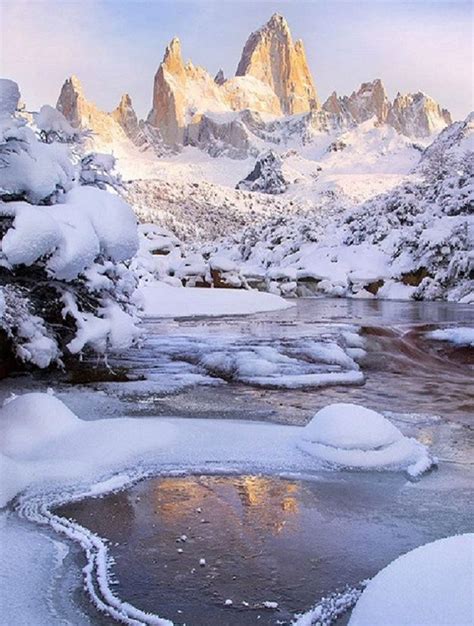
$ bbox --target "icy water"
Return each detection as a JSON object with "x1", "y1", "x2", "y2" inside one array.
[
  {"x1": 57, "y1": 469, "x2": 473, "y2": 626},
  {"x1": 10, "y1": 298, "x2": 473, "y2": 626},
  {"x1": 89, "y1": 297, "x2": 474, "y2": 424}
]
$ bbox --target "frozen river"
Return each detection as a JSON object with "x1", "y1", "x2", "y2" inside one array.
[{"x1": 2, "y1": 298, "x2": 473, "y2": 626}]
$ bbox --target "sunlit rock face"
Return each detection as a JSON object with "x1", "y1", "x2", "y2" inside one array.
[
  {"x1": 147, "y1": 36, "x2": 282, "y2": 146},
  {"x1": 111, "y1": 93, "x2": 141, "y2": 140},
  {"x1": 236, "y1": 13, "x2": 320, "y2": 115},
  {"x1": 147, "y1": 37, "x2": 227, "y2": 145},
  {"x1": 387, "y1": 92, "x2": 453, "y2": 137},
  {"x1": 56, "y1": 75, "x2": 128, "y2": 145}
]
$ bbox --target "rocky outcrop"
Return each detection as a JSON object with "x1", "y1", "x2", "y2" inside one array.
[
  {"x1": 221, "y1": 76, "x2": 281, "y2": 116},
  {"x1": 147, "y1": 35, "x2": 282, "y2": 146},
  {"x1": 236, "y1": 150, "x2": 288, "y2": 194},
  {"x1": 236, "y1": 13, "x2": 319, "y2": 115},
  {"x1": 111, "y1": 93, "x2": 142, "y2": 142},
  {"x1": 56, "y1": 75, "x2": 130, "y2": 147},
  {"x1": 323, "y1": 79, "x2": 390, "y2": 125},
  {"x1": 186, "y1": 112, "x2": 253, "y2": 159},
  {"x1": 214, "y1": 69, "x2": 225, "y2": 85},
  {"x1": 147, "y1": 37, "x2": 227, "y2": 145},
  {"x1": 323, "y1": 80, "x2": 452, "y2": 138},
  {"x1": 387, "y1": 92, "x2": 452, "y2": 138}
]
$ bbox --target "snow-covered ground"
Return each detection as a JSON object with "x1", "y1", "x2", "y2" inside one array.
[
  {"x1": 349, "y1": 534, "x2": 474, "y2": 626},
  {"x1": 137, "y1": 283, "x2": 294, "y2": 317}
]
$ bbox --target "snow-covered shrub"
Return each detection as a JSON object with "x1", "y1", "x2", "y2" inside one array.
[
  {"x1": 79, "y1": 152, "x2": 123, "y2": 191},
  {"x1": 343, "y1": 117, "x2": 473, "y2": 300},
  {"x1": 0, "y1": 80, "x2": 139, "y2": 369}
]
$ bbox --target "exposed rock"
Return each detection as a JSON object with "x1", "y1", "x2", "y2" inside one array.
[
  {"x1": 236, "y1": 13, "x2": 319, "y2": 114},
  {"x1": 236, "y1": 150, "x2": 288, "y2": 194},
  {"x1": 56, "y1": 75, "x2": 129, "y2": 147},
  {"x1": 111, "y1": 93, "x2": 142, "y2": 142},
  {"x1": 323, "y1": 79, "x2": 390, "y2": 125},
  {"x1": 324, "y1": 80, "x2": 452, "y2": 138},
  {"x1": 148, "y1": 36, "x2": 282, "y2": 146},
  {"x1": 185, "y1": 112, "x2": 253, "y2": 159},
  {"x1": 214, "y1": 69, "x2": 226, "y2": 85},
  {"x1": 388, "y1": 92, "x2": 453, "y2": 138},
  {"x1": 147, "y1": 37, "x2": 227, "y2": 145}
]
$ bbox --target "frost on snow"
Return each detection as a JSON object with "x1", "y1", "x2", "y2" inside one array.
[
  {"x1": 349, "y1": 534, "x2": 474, "y2": 626},
  {"x1": 0, "y1": 81, "x2": 140, "y2": 369},
  {"x1": 298, "y1": 403, "x2": 434, "y2": 476}
]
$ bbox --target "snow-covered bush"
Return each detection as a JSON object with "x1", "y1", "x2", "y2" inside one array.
[
  {"x1": 0, "y1": 80, "x2": 139, "y2": 369},
  {"x1": 343, "y1": 121, "x2": 473, "y2": 301}
]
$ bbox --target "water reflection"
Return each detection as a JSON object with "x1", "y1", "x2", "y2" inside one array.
[
  {"x1": 151, "y1": 475, "x2": 301, "y2": 537},
  {"x1": 56, "y1": 471, "x2": 473, "y2": 626}
]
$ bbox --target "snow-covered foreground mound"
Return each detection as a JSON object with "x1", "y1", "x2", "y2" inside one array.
[
  {"x1": 137, "y1": 283, "x2": 294, "y2": 317},
  {"x1": 427, "y1": 326, "x2": 474, "y2": 347},
  {"x1": 349, "y1": 534, "x2": 474, "y2": 626},
  {"x1": 0, "y1": 395, "x2": 435, "y2": 508},
  {"x1": 0, "y1": 392, "x2": 177, "y2": 507},
  {"x1": 297, "y1": 404, "x2": 434, "y2": 477}
]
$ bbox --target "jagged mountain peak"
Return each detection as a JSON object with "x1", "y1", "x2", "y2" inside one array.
[
  {"x1": 264, "y1": 12, "x2": 291, "y2": 35},
  {"x1": 67, "y1": 74, "x2": 84, "y2": 93},
  {"x1": 236, "y1": 13, "x2": 319, "y2": 114}
]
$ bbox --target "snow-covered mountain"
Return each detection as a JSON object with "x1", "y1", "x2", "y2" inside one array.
[
  {"x1": 56, "y1": 13, "x2": 452, "y2": 160},
  {"x1": 38, "y1": 13, "x2": 472, "y2": 302}
]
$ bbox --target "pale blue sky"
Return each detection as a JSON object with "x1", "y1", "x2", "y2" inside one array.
[{"x1": 1, "y1": 0, "x2": 472, "y2": 120}]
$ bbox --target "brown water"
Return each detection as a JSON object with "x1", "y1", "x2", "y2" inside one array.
[{"x1": 56, "y1": 469, "x2": 473, "y2": 626}]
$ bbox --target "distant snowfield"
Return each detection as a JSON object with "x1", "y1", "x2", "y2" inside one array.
[
  {"x1": 137, "y1": 283, "x2": 294, "y2": 317},
  {"x1": 117, "y1": 118, "x2": 420, "y2": 206}
]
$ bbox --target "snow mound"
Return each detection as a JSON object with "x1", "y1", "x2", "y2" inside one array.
[
  {"x1": 303, "y1": 403, "x2": 402, "y2": 451},
  {"x1": 298, "y1": 403, "x2": 434, "y2": 476},
  {"x1": 349, "y1": 534, "x2": 474, "y2": 626},
  {"x1": 0, "y1": 393, "x2": 80, "y2": 457},
  {"x1": 137, "y1": 283, "x2": 294, "y2": 317},
  {"x1": 427, "y1": 327, "x2": 474, "y2": 347}
]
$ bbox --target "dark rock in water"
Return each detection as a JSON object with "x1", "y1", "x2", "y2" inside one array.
[{"x1": 236, "y1": 150, "x2": 288, "y2": 194}]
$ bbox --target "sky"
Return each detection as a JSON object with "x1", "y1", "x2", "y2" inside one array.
[{"x1": 0, "y1": 0, "x2": 472, "y2": 121}]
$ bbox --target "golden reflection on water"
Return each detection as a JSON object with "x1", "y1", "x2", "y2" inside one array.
[{"x1": 151, "y1": 475, "x2": 301, "y2": 537}]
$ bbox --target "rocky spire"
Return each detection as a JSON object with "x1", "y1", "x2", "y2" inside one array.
[
  {"x1": 56, "y1": 75, "x2": 84, "y2": 126},
  {"x1": 323, "y1": 79, "x2": 452, "y2": 137},
  {"x1": 236, "y1": 13, "x2": 319, "y2": 115},
  {"x1": 111, "y1": 93, "x2": 140, "y2": 137},
  {"x1": 162, "y1": 37, "x2": 186, "y2": 80},
  {"x1": 56, "y1": 76, "x2": 130, "y2": 145},
  {"x1": 214, "y1": 69, "x2": 226, "y2": 85}
]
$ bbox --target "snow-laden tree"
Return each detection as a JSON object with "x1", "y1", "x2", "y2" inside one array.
[
  {"x1": 0, "y1": 80, "x2": 140, "y2": 369},
  {"x1": 344, "y1": 114, "x2": 473, "y2": 300}
]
